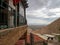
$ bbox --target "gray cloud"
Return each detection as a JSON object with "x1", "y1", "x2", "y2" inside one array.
[
  {"x1": 27, "y1": 0, "x2": 60, "y2": 25},
  {"x1": 27, "y1": 0, "x2": 60, "y2": 10},
  {"x1": 47, "y1": 0, "x2": 60, "y2": 9},
  {"x1": 27, "y1": 0, "x2": 48, "y2": 11},
  {"x1": 26, "y1": 14, "x2": 56, "y2": 22},
  {"x1": 47, "y1": 12, "x2": 56, "y2": 16}
]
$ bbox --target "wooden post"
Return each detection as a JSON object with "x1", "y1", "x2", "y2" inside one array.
[
  {"x1": 30, "y1": 33, "x2": 34, "y2": 45},
  {"x1": 25, "y1": 31, "x2": 27, "y2": 45}
]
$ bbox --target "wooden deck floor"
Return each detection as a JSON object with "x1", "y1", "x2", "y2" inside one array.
[{"x1": 0, "y1": 25, "x2": 27, "y2": 45}]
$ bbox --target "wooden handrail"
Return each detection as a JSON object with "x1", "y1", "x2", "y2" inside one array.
[{"x1": 0, "y1": 25, "x2": 27, "y2": 32}]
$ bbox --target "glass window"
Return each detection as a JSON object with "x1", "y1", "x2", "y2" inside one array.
[
  {"x1": 19, "y1": 3, "x2": 24, "y2": 17},
  {"x1": 0, "y1": 0, "x2": 8, "y2": 29},
  {"x1": 0, "y1": 0, "x2": 16, "y2": 29},
  {"x1": 18, "y1": 3, "x2": 25, "y2": 26}
]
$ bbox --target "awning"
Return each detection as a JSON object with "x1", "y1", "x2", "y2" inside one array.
[{"x1": 13, "y1": 0, "x2": 21, "y2": 5}]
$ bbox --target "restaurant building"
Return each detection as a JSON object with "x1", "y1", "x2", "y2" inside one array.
[
  {"x1": 0, "y1": 0, "x2": 28, "y2": 45},
  {"x1": 0, "y1": 0, "x2": 28, "y2": 28}
]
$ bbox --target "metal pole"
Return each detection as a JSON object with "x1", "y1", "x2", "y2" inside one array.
[
  {"x1": 15, "y1": 5, "x2": 17, "y2": 27},
  {"x1": 24, "y1": 8, "x2": 27, "y2": 25}
]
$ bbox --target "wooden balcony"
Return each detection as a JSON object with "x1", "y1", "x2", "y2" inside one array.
[{"x1": 0, "y1": 25, "x2": 27, "y2": 45}]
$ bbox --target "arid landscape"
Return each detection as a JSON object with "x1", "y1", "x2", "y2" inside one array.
[
  {"x1": 27, "y1": 18, "x2": 60, "y2": 45},
  {"x1": 33, "y1": 18, "x2": 60, "y2": 34},
  {"x1": 28, "y1": 25, "x2": 46, "y2": 30}
]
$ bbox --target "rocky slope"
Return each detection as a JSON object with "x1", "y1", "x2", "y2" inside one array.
[{"x1": 34, "y1": 18, "x2": 60, "y2": 34}]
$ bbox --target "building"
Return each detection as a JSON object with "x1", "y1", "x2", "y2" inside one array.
[{"x1": 0, "y1": 0, "x2": 28, "y2": 45}]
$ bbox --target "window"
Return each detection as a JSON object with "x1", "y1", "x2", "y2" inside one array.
[
  {"x1": 19, "y1": 3, "x2": 24, "y2": 17},
  {"x1": 18, "y1": 3, "x2": 26, "y2": 26},
  {"x1": 0, "y1": 0, "x2": 27, "y2": 29},
  {"x1": 0, "y1": 0, "x2": 8, "y2": 29},
  {"x1": 0, "y1": 0, "x2": 16, "y2": 29}
]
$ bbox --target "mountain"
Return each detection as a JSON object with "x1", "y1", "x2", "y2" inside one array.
[
  {"x1": 28, "y1": 25, "x2": 46, "y2": 30},
  {"x1": 34, "y1": 18, "x2": 60, "y2": 34},
  {"x1": 48, "y1": 18, "x2": 60, "y2": 34}
]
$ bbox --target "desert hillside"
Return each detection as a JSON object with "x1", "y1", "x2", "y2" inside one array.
[{"x1": 34, "y1": 18, "x2": 60, "y2": 34}]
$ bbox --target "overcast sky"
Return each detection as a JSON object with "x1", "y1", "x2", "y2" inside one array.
[{"x1": 26, "y1": 0, "x2": 60, "y2": 25}]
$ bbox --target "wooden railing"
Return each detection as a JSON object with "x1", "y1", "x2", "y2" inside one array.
[{"x1": 0, "y1": 25, "x2": 27, "y2": 45}]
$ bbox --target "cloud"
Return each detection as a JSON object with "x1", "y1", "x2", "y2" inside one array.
[
  {"x1": 27, "y1": 18, "x2": 50, "y2": 25},
  {"x1": 27, "y1": 0, "x2": 48, "y2": 11},
  {"x1": 27, "y1": 0, "x2": 60, "y2": 11},
  {"x1": 47, "y1": 0, "x2": 60, "y2": 9},
  {"x1": 27, "y1": 8, "x2": 59, "y2": 18},
  {"x1": 26, "y1": 0, "x2": 60, "y2": 25}
]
